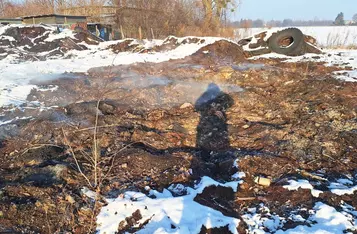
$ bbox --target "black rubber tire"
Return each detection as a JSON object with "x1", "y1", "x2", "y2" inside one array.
[{"x1": 268, "y1": 28, "x2": 305, "y2": 56}]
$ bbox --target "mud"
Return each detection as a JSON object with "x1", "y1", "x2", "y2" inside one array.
[{"x1": 0, "y1": 41, "x2": 356, "y2": 233}]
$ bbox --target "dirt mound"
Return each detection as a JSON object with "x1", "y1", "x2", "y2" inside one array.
[
  {"x1": 106, "y1": 36, "x2": 246, "y2": 63},
  {"x1": 151, "y1": 36, "x2": 206, "y2": 52},
  {"x1": 194, "y1": 40, "x2": 246, "y2": 63},
  {"x1": 3, "y1": 26, "x2": 48, "y2": 44},
  {"x1": 108, "y1": 36, "x2": 210, "y2": 54},
  {"x1": 0, "y1": 25, "x2": 102, "y2": 61},
  {"x1": 108, "y1": 39, "x2": 141, "y2": 53}
]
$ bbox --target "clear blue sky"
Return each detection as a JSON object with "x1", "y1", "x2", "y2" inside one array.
[{"x1": 233, "y1": 0, "x2": 357, "y2": 21}]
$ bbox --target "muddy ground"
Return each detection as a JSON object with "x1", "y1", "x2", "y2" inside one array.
[{"x1": 0, "y1": 45, "x2": 356, "y2": 233}]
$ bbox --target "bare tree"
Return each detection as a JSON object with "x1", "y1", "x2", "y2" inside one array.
[
  {"x1": 202, "y1": 0, "x2": 238, "y2": 29},
  {"x1": 353, "y1": 13, "x2": 357, "y2": 23},
  {"x1": 0, "y1": 0, "x2": 5, "y2": 16}
]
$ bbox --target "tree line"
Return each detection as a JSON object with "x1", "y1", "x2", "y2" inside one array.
[
  {"x1": 233, "y1": 12, "x2": 357, "y2": 28},
  {"x1": 232, "y1": 19, "x2": 334, "y2": 28},
  {"x1": 0, "y1": 0, "x2": 239, "y2": 38}
]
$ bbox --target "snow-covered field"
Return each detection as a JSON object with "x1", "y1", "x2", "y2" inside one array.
[{"x1": 236, "y1": 26, "x2": 357, "y2": 48}]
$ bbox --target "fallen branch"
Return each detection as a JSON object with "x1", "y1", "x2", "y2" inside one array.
[
  {"x1": 62, "y1": 128, "x2": 93, "y2": 188},
  {"x1": 100, "y1": 142, "x2": 137, "y2": 183},
  {"x1": 297, "y1": 169, "x2": 328, "y2": 182},
  {"x1": 235, "y1": 196, "x2": 267, "y2": 201},
  {"x1": 19, "y1": 144, "x2": 63, "y2": 157}
]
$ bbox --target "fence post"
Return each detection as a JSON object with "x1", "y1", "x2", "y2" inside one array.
[
  {"x1": 139, "y1": 26, "x2": 142, "y2": 40},
  {"x1": 151, "y1": 28, "x2": 155, "y2": 40},
  {"x1": 120, "y1": 25, "x2": 125, "y2": 39}
]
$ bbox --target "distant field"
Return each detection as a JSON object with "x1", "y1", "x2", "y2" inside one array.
[{"x1": 236, "y1": 26, "x2": 357, "y2": 48}]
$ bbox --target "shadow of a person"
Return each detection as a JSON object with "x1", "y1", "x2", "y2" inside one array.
[{"x1": 195, "y1": 83, "x2": 234, "y2": 158}]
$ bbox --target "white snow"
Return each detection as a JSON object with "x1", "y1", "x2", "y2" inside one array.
[
  {"x1": 0, "y1": 25, "x2": 10, "y2": 35},
  {"x1": 241, "y1": 201, "x2": 357, "y2": 234},
  {"x1": 81, "y1": 187, "x2": 97, "y2": 200},
  {"x1": 231, "y1": 159, "x2": 246, "y2": 181},
  {"x1": 96, "y1": 176, "x2": 240, "y2": 234},
  {"x1": 283, "y1": 180, "x2": 322, "y2": 197},
  {"x1": 44, "y1": 28, "x2": 76, "y2": 41},
  {"x1": 251, "y1": 49, "x2": 357, "y2": 82},
  {"x1": 0, "y1": 116, "x2": 32, "y2": 126},
  {"x1": 284, "y1": 175, "x2": 357, "y2": 197},
  {"x1": 240, "y1": 28, "x2": 280, "y2": 52},
  {"x1": 276, "y1": 202, "x2": 357, "y2": 234},
  {"x1": 329, "y1": 182, "x2": 357, "y2": 196},
  {"x1": 283, "y1": 179, "x2": 323, "y2": 198},
  {"x1": 232, "y1": 172, "x2": 246, "y2": 180},
  {"x1": 241, "y1": 204, "x2": 285, "y2": 233},
  {"x1": 236, "y1": 26, "x2": 357, "y2": 48}
]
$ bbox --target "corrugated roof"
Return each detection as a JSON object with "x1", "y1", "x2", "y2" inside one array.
[
  {"x1": 22, "y1": 14, "x2": 87, "y2": 19},
  {"x1": 0, "y1": 18, "x2": 22, "y2": 21}
]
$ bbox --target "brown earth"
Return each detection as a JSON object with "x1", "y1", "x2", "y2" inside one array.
[{"x1": 0, "y1": 44, "x2": 356, "y2": 233}]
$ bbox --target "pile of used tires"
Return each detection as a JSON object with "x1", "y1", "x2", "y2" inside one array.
[{"x1": 238, "y1": 28, "x2": 322, "y2": 57}]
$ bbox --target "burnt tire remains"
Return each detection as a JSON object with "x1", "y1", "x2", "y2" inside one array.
[{"x1": 268, "y1": 28, "x2": 305, "y2": 56}]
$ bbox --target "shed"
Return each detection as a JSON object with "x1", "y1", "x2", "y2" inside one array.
[
  {"x1": 0, "y1": 18, "x2": 22, "y2": 25},
  {"x1": 22, "y1": 14, "x2": 86, "y2": 25}
]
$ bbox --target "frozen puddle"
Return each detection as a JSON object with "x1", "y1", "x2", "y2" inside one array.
[{"x1": 96, "y1": 177, "x2": 241, "y2": 234}]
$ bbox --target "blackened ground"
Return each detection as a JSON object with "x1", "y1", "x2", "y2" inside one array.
[{"x1": 0, "y1": 48, "x2": 356, "y2": 233}]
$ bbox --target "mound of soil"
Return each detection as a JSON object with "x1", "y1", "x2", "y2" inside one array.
[
  {"x1": 194, "y1": 40, "x2": 246, "y2": 63},
  {"x1": 0, "y1": 25, "x2": 102, "y2": 61},
  {"x1": 108, "y1": 39, "x2": 140, "y2": 53}
]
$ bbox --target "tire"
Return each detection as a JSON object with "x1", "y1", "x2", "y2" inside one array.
[{"x1": 268, "y1": 28, "x2": 305, "y2": 56}]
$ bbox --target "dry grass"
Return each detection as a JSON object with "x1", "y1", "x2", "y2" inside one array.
[
  {"x1": 326, "y1": 31, "x2": 350, "y2": 48},
  {"x1": 323, "y1": 30, "x2": 357, "y2": 49},
  {"x1": 175, "y1": 25, "x2": 235, "y2": 38}
]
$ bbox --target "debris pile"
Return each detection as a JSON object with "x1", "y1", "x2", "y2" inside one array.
[
  {"x1": 238, "y1": 27, "x2": 322, "y2": 56},
  {"x1": 0, "y1": 24, "x2": 102, "y2": 61}
]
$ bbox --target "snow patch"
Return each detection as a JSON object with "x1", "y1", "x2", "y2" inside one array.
[
  {"x1": 283, "y1": 179, "x2": 323, "y2": 198},
  {"x1": 96, "y1": 176, "x2": 240, "y2": 234},
  {"x1": 276, "y1": 202, "x2": 357, "y2": 234},
  {"x1": 251, "y1": 49, "x2": 357, "y2": 83},
  {"x1": 329, "y1": 183, "x2": 357, "y2": 196}
]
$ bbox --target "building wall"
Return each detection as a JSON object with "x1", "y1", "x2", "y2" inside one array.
[
  {"x1": 56, "y1": 16, "x2": 87, "y2": 24},
  {"x1": 23, "y1": 16, "x2": 56, "y2": 24},
  {"x1": 0, "y1": 19, "x2": 22, "y2": 24}
]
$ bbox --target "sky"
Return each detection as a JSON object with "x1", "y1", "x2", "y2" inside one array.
[{"x1": 233, "y1": 0, "x2": 357, "y2": 21}]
